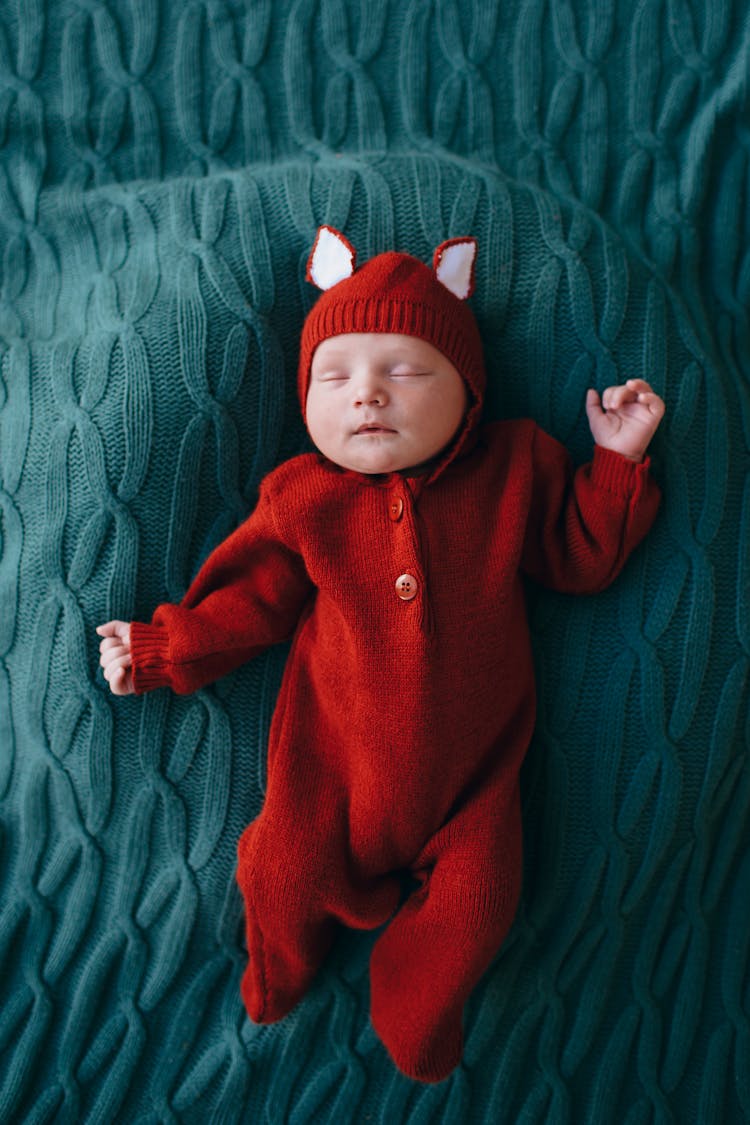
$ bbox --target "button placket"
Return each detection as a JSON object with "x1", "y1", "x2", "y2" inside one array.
[{"x1": 387, "y1": 484, "x2": 425, "y2": 607}]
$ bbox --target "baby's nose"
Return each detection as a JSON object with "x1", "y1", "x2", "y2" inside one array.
[{"x1": 354, "y1": 377, "x2": 386, "y2": 405}]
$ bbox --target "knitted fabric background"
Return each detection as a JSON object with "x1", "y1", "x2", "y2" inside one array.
[{"x1": 1, "y1": 1, "x2": 748, "y2": 1121}]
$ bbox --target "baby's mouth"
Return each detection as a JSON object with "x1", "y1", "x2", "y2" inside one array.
[{"x1": 355, "y1": 423, "x2": 396, "y2": 434}]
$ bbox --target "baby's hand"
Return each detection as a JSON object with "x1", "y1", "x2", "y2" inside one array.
[
  {"x1": 96, "y1": 620, "x2": 135, "y2": 695},
  {"x1": 585, "y1": 379, "x2": 665, "y2": 462}
]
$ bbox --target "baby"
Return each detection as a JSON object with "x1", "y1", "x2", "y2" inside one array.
[{"x1": 98, "y1": 227, "x2": 665, "y2": 1083}]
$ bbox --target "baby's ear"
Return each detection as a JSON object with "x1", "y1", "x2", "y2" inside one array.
[
  {"x1": 306, "y1": 226, "x2": 357, "y2": 290},
  {"x1": 433, "y1": 238, "x2": 477, "y2": 299}
]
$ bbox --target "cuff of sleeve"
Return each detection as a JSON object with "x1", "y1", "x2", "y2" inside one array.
[
  {"x1": 130, "y1": 622, "x2": 171, "y2": 693},
  {"x1": 590, "y1": 445, "x2": 650, "y2": 497}
]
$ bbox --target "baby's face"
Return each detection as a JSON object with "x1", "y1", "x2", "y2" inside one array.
[{"x1": 306, "y1": 333, "x2": 469, "y2": 475}]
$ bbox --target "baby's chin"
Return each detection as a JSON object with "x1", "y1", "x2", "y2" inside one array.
[
  {"x1": 311, "y1": 439, "x2": 408, "y2": 476},
  {"x1": 314, "y1": 436, "x2": 454, "y2": 476},
  {"x1": 323, "y1": 450, "x2": 438, "y2": 476},
  {"x1": 336, "y1": 456, "x2": 412, "y2": 475}
]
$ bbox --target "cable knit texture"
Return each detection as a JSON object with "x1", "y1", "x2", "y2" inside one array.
[{"x1": 1, "y1": 0, "x2": 748, "y2": 1119}]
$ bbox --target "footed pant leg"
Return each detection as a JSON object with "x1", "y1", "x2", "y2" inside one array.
[
  {"x1": 369, "y1": 788, "x2": 523, "y2": 1083},
  {"x1": 237, "y1": 815, "x2": 401, "y2": 1024},
  {"x1": 237, "y1": 818, "x2": 335, "y2": 1023}
]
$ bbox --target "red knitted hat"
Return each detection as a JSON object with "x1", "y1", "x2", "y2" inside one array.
[{"x1": 298, "y1": 227, "x2": 486, "y2": 421}]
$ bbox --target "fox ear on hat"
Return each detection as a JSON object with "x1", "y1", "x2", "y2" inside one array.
[
  {"x1": 306, "y1": 226, "x2": 477, "y2": 300},
  {"x1": 306, "y1": 226, "x2": 357, "y2": 290},
  {"x1": 433, "y1": 237, "x2": 477, "y2": 300}
]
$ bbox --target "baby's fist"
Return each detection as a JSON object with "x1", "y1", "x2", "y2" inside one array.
[
  {"x1": 96, "y1": 620, "x2": 134, "y2": 695},
  {"x1": 586, "y1": 379, "x2": 665, "y2": 462}
]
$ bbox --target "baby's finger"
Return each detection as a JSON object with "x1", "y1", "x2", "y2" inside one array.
[
  {"x1": 100, "y1": 646, "x2": 127, "y2": 670},
  {"x1": 99, "y1": 646, "x2": 130, "y2": 670},
  {"x1": 108, "y1": 666, "x2": 134, "y2": 696},
  {"x1": 637, "y1": 392, "x2": 666, "y2": 417},
  {"x1": 585, "y1": 388, "x2": 604, "y2": 414},
  {"x1": 99, "y1": 635, "x2": 125, "y2": 655},
  {"x1": 96, "y1": 620, "x2": 130, "y2": 640},
  {"x1": 103, "y1": 657, "x2": 119, "y2": 684},
  {"x1": 103, "y1": 651, "x2": 131, "y2": 678},
  {"x1": 602, "y1": 384, "x2": 634, "y2": 410},
  {"x1": 625, "y1": 378, "x2": 654, "y2": 394}
]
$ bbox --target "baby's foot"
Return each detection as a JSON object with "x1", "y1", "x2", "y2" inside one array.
[{"x1": 241, "y1": 955, "x2": 313, "y2": 1024}]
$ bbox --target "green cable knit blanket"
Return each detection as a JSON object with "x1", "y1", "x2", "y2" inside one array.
[{"x1": 1, "y1": 1, "x2": 748, "y2": 1121}]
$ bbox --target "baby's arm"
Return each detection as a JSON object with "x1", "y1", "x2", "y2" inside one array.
[
  {"x1": 97, "y1": 621, "x2": 134, "y2": 695},
  {"x1": 585, "y1": 379, "x2": 665, "y2": 461},
  {"x1": 521, "y1": 408, "x2": 663, "y2": 595},
  {"x1": 96, "y1": 479, "x2": 312, "y2": 697}
]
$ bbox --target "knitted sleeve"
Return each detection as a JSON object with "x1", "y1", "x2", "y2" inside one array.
[
  {"x1": 520, "y1": 426, "x2": 661, "y2": 594},
  {"x1": 130, "y1": 481, "x2": 313, "y2": 695}
]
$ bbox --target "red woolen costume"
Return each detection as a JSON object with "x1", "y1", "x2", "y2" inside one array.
[{"x1": 128, "y1": 229, "x2": 661, "y2": 1082}]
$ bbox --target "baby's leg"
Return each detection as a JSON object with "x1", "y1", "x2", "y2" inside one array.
[
  {"x1": 237, "y1": 819, "x2": 334, "y2": 1023},
  {"x1": 369, "y1": 791, "x2": 523, "y2": 1082},
  {"x1": 238, "y1": 817, "x2": 401, "y2": 1024}
]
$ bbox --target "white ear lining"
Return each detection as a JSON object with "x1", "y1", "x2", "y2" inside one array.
[
  {"x1": 434, "y1": 239, "x2": 477, "y2": 300},
  {"x1": 307, "y1": 226, "x2": 356, "y2": 290}
]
